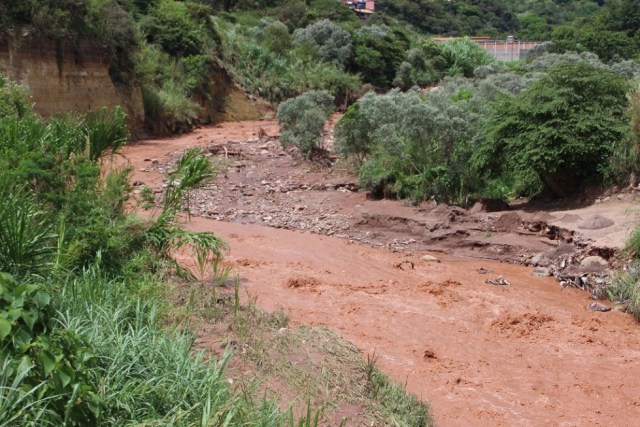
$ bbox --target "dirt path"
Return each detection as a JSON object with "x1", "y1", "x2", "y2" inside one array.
[{"x1": 122, "y1": 121, "x2": 640, "y2": 426}]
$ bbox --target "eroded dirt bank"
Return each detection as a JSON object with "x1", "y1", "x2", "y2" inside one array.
[{"x1": 121, "y1": 121, "x2": 640, "y2": 426}]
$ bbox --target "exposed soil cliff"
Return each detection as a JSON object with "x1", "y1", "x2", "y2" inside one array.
[
  {"x1": 0, "y1": 36, "x2": 145, "y2": 130},
  {"x1": 0, "y1": 36, "x2": 267, "y2": 134}
]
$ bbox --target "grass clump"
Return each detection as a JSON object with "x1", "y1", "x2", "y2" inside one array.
[{"x1": 606, "y1": 264, "x2": 640, "y2": 321}]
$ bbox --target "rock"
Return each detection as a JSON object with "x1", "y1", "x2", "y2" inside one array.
[
  {"x1": 421, "y1": 255, "x2": 440, "y2": 263},
  {"x1": 133, "y1": 180, "x2": 145, "y2": 186},
  {"x1": 293, "y1": 205, "x2": 305, "y2": 211},
  {"x1": 532, "y1": 267, "x2": 551, "y2": 277},
  {"x1": 530, "y1": 253, "x2": 544, "y2": 267},
  {"x1": 151, "y1": 159, "x2": 160, "y2": 164},
  {"x1": 589, "y1": 302, "x2": 611, "y2": 312},
  {"x1": 580, "y1": 256, "x2": 608, "y2": 268}
]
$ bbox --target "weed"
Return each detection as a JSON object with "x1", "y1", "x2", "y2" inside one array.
[
  {"x1": 607, "y1": 265, "x2": 640, "y2": 321},
  {"x1": 138, "y1": 186, "x2": 155, "y2": 210}
]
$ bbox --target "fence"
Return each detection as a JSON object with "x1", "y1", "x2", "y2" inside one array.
[{"x1": 474, "y1": 39, "x2": 545, "y2": 62}]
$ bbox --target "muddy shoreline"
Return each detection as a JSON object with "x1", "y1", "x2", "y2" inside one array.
[{"x1": 122, "y1": 120, "x2": 640, "y2": 426}]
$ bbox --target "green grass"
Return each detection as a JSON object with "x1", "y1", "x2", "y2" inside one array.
[{"x1": 607, "y1": 264, "x2": 640, "y2": 321}]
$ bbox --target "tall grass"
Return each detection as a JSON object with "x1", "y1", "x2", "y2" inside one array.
[
  {"x1": 0, "y1": 187, "x2": 55, "y2": 277},
  {"x1": 57, "y1": 266, "x2": 237, "y2": 425},
  {"x1": 607, "y1": 269, "x2": 640, "y2": 321},
  {"x1": 0, "y1": 359, "x2": 59, "y2": 426}
]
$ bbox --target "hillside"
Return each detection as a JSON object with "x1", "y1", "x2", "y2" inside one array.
[
  {"x1": 4, "y1": 1, "x2": 640, "y2": 425},
  {"x1": 2, "y1": 0, "x2": 638, "y2": 135}
]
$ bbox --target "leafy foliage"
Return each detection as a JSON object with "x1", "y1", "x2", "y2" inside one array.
[
  {"x1": 0, "y1": 75, "x2": 33, "y2": 119},
  {"x1": 0, "y1": 190, "x2": 55, "y2": 278},
  {"x1": 351, "y1": 26, "x2": 408, "y2": 87},
  {"x1": 0, "y1": 273, "x2": 100, "y2": 425},
  {"x1": 293, "y1": 19, "x2": 352, "y2": 68},
  {"x1": 475, "y1": 63, "x2": 629, "y2": 197},
  {"x1": 0, "y1": 76, "x2": 293, "y2": 426},
  {"x1": 337, "y1": 72, "x2": 533, "y2": 204},
  {"x1": 278, "y1": 91, "x2": 334, "y2": 158},
  {"x1": 277, "y1": 91, "x2": 335, "y2": 158},
  {"x1": 440, "y1": 37, "x2": 494, "y2": 77}
]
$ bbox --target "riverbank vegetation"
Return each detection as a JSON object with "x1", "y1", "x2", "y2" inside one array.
[
  {"x1": 0, "y1": 74, "x2": 432, "y2": 425},
  {"x1": 5, "y1": 0, "x2": 636, "y2": 136}
]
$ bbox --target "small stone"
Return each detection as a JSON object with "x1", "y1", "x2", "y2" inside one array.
[
  {"x1": 423, "y1": 350, "x2": 438, "y2": 360},
  {"x1": 530, "y1": 253, "x2": 544, "y2": 267},
  {"x1": 532, "y1": 267, "x2": 551, "y2": 277},
  {"x1": 294, "y1": 205, "x2": 305, "y2": 211},
  {"x1": 151, "y1": 159, "x2": 160, "y2": 164},
  {"x1": 143, "y1": 158, "x2": 151, "y2": 162},
  {"x1": 580, "y1": 256, "x2": 608, "y2": 268},
  {"x1": 133, "y1": 180, "x2": 145, "y2": 186},
  {"x1": 589, "y1": 302, "x2": 611, "y2": 312},
  {"x1": 421, "y1": 255, "x2": 440, "y2": 263}
]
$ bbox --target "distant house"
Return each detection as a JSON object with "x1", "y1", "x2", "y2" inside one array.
[{"x1": 341, "y1": 0, "x2": 375, "y2": 18}]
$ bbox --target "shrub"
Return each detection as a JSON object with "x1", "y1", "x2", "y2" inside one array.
[
  {"x1": 0, "y1": 75, "x2": 33, "y2": 119},
  {"x1": 0, "y1": 273, "x2": 100, "y2": 424},
  {"x1": 293, "y1": 19, "x2": 352, "y2": 68},
  {"x1": 139, "y1": 0, "x2": 206, "y2": 57},
  {"x1": 351, "y1": 26, "x2": 407, "y2": 87},
  {"x1": 336, "y1": 82, "x2": 510, "y2": 204},
  {"x1": 441, "y1": 37, "x2": 493, "y2": 78},
  {"x1": 277, "y1": 90, "x2": 335, "y2": 158},
  {"x1": 142, "y1": 80, "x2": 200, "y2": 135},
  {"x1": 475, "y1": 62, "x2": 630, "y2": 197}
]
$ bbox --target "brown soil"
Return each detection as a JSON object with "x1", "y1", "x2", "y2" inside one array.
[{"x1": 121, "y1": 120, "x2": 640, "y2": 427}]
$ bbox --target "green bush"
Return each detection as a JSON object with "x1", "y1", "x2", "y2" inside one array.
[
  {"x1": 293, "y1": 19, "x2": 352, "y2": 68},
  {"x1": 218, "y1": 18, "x2": 361, "y2": 104},
  {"x1": 336, "y1": 81, "x2": 516, "y2": 204},
  {"x1": 0, "y1": 75, "x2": 33, "y2": 119},
  {"x1": 139, "y1": 0, "x2": 206, "y2": 57},
  {"x1": 351, "y1": 26, "x2": 407, "y2": 88},
  {"x1": 475, "y1": 62, "x2": 630, "y2": 197},
  {"x1": 277, "y1": 90, "x2": 335, "y2": 158},
  {"x1": 0, "y1": 273, "x2": 100, "y2": 424},
  {"x1": 441, "y1": 37, "x2": 493, "y2": 78}
]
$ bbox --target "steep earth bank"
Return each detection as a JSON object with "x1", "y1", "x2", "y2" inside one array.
[
  {"x1": 121, "y1": 120, "x2": 640, "y2": 426},
  {"x1": 0, "y1": 36, "x2": 267, "y2": 134}
]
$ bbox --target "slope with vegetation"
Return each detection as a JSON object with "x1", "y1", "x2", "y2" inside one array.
[
  {"x1": 0, "y1": 74, "x2": 266, "y2": 425},
  {"x1": 0, "y1": 73, "x2": 432, "y2": 425},
  {"x1": 288, "y1": 52, "x2": 634, "y2": 205}
]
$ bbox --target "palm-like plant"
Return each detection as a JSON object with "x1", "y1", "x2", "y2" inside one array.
[
  {"x1": 0, "y1": 187, "x2": 55, "y2": 277},
  {"x1": 146, "y1": 148, "x2": 228, "y2": 283}
]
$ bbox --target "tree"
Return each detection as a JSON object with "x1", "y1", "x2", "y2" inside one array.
[
  {"x1": 293, "y1": 19, "x2": 352, "y2": 68},
  {"x1": 351, "y1": 26, "x2": 407, "y2": 87},
  {"x1": 475, "y1": 62, "x2": 630, "y2": 197},
  {"x1": 277, "y1": 91, "x2": 335, "y2": 158}
]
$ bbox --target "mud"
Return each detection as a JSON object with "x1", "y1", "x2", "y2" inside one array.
[{"x1": 121, "y1": 120, "x2": 640, "y2": 426}]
